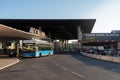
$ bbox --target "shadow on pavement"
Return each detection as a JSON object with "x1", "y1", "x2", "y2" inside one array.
[
  {"x1": 0, "y1": 55, "x2": 17, "y2": 59},
  {"x1": 72, "y1": 52, "x2": 120, "y2": 73},
  {"x1": 0, "y1": 69, "x2": 27, "y2": 73},
  {"x1": 0, "y1": 55, "x2": 10, "y2": 59},
  {"x1": 55, "y1": 51, "x2": 120, "y2": 74}
]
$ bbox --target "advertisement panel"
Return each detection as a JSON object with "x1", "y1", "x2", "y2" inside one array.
[{"x1": 82, "y1": 33, "x2": 120, "y2": 41}]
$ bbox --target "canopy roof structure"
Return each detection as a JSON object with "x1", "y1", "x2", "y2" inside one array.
[
  {"x1": 0, "y1": 24, "x2": 43, "y2": 40},
  {"x1": 0, "y1": 19, "x2": 96, "y2": 40}
]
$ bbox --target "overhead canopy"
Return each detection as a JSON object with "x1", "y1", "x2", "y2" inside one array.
[
  {"x1": 0, "y1": 24, "x2": 43, "y2": 40},
  {"x1": 0, "y1": 19, "x2": 96, "y2": 39}
]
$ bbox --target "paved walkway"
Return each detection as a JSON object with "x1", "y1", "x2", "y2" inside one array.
[{"x1": 0, "y1": 55, "x2": 20, "y2": 70}]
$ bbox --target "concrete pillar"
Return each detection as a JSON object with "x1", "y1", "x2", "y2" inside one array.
[
  {"x1": 0, "y1": 41, "x2": 2, "y2": 49},
  {"x1": 66, "y1": 40, "x2": 69, "y2": 50},
  {"x1": 59, "y1": 39, "x2": 62, "y2": 50},
  {"x1": 16, "y1": 43, "x2": 20, "y2": 58},
  {"x1": 77, "y1": 26, "x2": 82, "y2": 52},
  {"x1": 65, "y1": 40, "x2": 67, "y2": 49},
  {"x1": 61, "y1": 39, "x2": 63, "y2": 50},
  {"x1": 117, "y1": 42, "x2": 120, "y2": 49},
  {"x1": 60, "y1": 39, "x2": 64, "y2": 50},
  {"x1": 64, "y1": 40, "x2": 69, "y2": 50},
  {"x1": 64, "y1": 40, "x2": 66, "y2": 49},
  {"x1": 110, "y1": 44, "x2": 114, "y2": 49},
  {"x1": 117, "y1": 42, "x2": 120, "y2": 56},
  {"x1": 54, "y1": 35, "x2": 57, "y2": 51},
  {"x1": 53, "y1": 40, "x2": 56, "y2": 51},
  {"x1": 78, "y1": 26, "x2": 82, "y2": 40},
  {"x1": 19, "y1": 40, "x2": 23, "y2": 49},
  {"x1": 2, "y1": 41, "x2": 5, "y2": 54},
  {"x1": 62, "y1": 40, "x2": 64, "y2": 50},
  {"x1": 2, "y1": 41, "x2": 8, "y2": 55}
]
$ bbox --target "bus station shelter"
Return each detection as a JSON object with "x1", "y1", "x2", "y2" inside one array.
[
  {"x1": 0, "y1": 19, "x2": 96, "y2": 55},
  {"x1": 0, "y1": 19, "x2": 96, "y2": 40}
]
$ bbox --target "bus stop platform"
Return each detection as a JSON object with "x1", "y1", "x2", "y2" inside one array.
[{"x1": 0, "y1": 55, "x2": 20, "y2": 70}]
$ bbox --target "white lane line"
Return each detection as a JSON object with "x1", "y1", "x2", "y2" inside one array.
[
  {"x1": 53, "y1": 60, "x2": 59, "y2": 66},
  {"x1": 71, "y1": 71, "x2": 85, "y2": 78},
  {"x1": 52, "y1": 60, "x2": 85, "y2": 78},
  {"x1": 60, "y1": 66, "x2": 68, "y2": 71},
  {"x1": 53, "y1": 60, "x2": 55, "y2": 63},
  {"x1": 0, "y1": 59, "x2": 20, "y2": 70},
  {"x1": 55, "y1": 63, "x2": 59, "y2": 66}
]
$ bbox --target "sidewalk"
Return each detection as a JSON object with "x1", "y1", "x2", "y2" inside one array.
[{"x1": 0, "y1": 55, "x2": 20, "y2": 70}]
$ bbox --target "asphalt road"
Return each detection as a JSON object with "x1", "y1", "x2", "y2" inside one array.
[{"x1": 0, "y1": 53, "x2": 120, "y2": 80}]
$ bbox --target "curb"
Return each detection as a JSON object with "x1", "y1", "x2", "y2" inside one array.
[
  {"x1": 0, "y1": 59, "x2": 20, "y2": 70},
  {"x1": 81, "y1": 52, "x2": 120, "y2": 63}
]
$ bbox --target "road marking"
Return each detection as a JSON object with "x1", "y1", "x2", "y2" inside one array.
[
  {"x1": 55, "y1": 63, "x2": 59, "y2": 66},
  {"x1": 52, "y1": 60, "x2": 85, "y2": 78},
  {"x1": 71, "y1": 71, "x2": 85, "y2": 78},
  {"x1": 0, "y1": 59, "x2": 20, "y2": 70},
  {"x1": 53, "y1": 60, "x2": 55, "y2": 63},
  {"x1": 60, "y1": 66, "x2": 68, "y2": 71},
  {"x1": 53, "y1": 60, "x2": 59, "y2": 66}
]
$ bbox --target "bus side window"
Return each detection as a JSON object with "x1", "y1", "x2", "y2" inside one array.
[{"x1": 36, "y1": 47, "x2": 38, "y2": 51}]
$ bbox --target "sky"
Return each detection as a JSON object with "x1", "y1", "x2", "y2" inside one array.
[{"x1": 0, "y1": 0, "x2": 120, "y2": 33}]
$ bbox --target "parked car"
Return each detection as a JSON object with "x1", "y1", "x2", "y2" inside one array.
[
  {"x1": 82, "y1": 49, "x2": 89, "y2": 53},
  {"x1": 105, "y1": 49, "x2": 114, "y2": 55},
  {"x1": 88, "y1": 48, "x2": 98, "y2": 54},
  {"x1": 88, "y1": 48, "x2": 94, "y2": 54},
  {"x1": 111, "y1": 49, "x2": 120, "y2": 56},
  {"x1": 98, "y1": 50, "x2": 105, "y2": 55}
]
